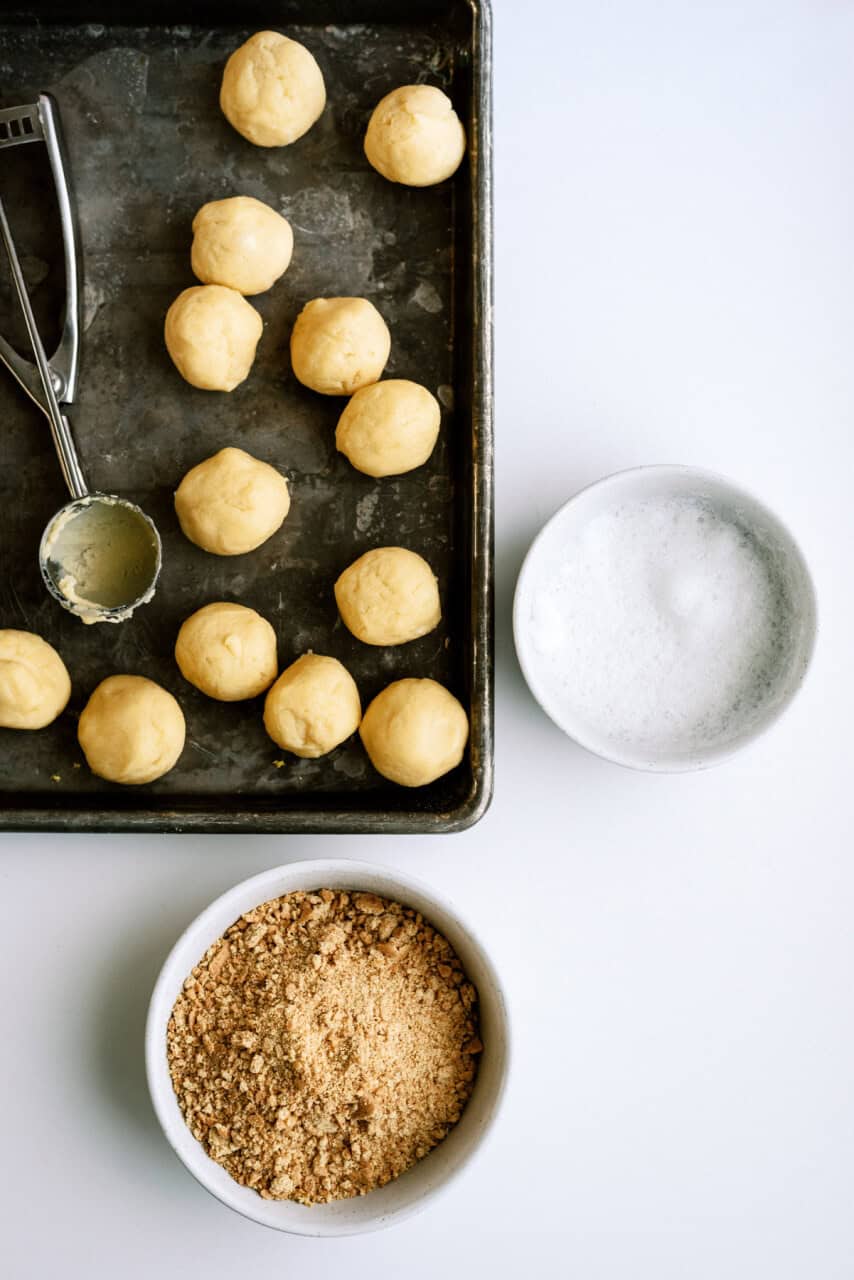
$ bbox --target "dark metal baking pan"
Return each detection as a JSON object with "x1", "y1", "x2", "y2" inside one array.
[{"x1": 0, "y1": 0, "x2": 493, "y2": 832}]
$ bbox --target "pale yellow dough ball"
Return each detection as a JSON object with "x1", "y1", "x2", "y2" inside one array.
[
  {"x1": 360, "y1": 678, "x2": 468, "y2": 787},
  {"x1": 78, "y1": 675, "x2": 185, "y2": 785},
  {"x1": 191, "y1": 196, "x2": 294, "y2": 296},
  {"x1": 174, "y1": 447, "x2": 290, "y2": 557},
  {"x1": 263, "y1": 653, "x2": 361, "y2": 758},
  {"x1": 290, "y1": 297, "x2": 391, "y2": 396},
  {"x1": 220, "y1": 31, "x2": 326, "y2": 147},
  {"x1": 334, "y1": 547, "x2": 441, "y2": 646},
  {"x1": 0, "y1": 630, "x2": 70, "y2": 729},
  {"x1": 336, "y1": 379, "x2": 441, "y2": 477},
  {"x1": 175, "y1": 603, "x2": 278, "y2": 702},
  {"x1": 364, "y1": 84, "x2": 466, "y2": 187},
  {"x1": 165, "y1": 285, "x2": 262, "y2": 391}
]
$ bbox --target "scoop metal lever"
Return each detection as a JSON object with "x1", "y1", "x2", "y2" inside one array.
[{"x1": 0, "y1": 194, "x2": 86, "y2": 498}]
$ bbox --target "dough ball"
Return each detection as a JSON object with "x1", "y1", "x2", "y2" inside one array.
[
  {"x1": 165, "y1": 285, "x2": 262, "y2": 391},
  {"x1": 175, "y1": 447, "x2": 290, "y2": 556},
  {"x1": 264, "y1": 653, "x2": 361, "y2": 758},
  {"x1": 290, "y1": 297, "x2": 390, "y2": 396},
  {"x1": 78, "y1": 675, "x2": 185, "y2": 784},
  {"x1": 175, "y1": 602, "x2": 278, "y2": 701},
  {"x1": 360, "y1": 678, "x2": 468, "y2": 787},
  {"x1": 364, "y1": 84, "x2": 466, "y2": 187},
  {"x1": 220, "y1": 31, "x2": 326, "y2": 147},
  {"x1": 334, "y1": 547, "x2": 441, "y2": 646},
  {"x1": 336, "y1": 379, "x2": 441, "y2": 477},
  {"x1": 0, "y1": 630, "x2": 70, "y2": 729},
  {"x1": 191, "y1": 196, "x2": 294, "y2": 296}
]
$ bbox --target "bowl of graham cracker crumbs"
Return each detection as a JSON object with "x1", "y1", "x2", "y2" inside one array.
[{"x1": 145, "y1": 860, "x2": 510, "y2": 1235}]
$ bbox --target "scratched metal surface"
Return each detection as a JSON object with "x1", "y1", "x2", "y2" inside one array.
[{"x1": 0, "y1": 3, "x2": 493, "y2": 831}]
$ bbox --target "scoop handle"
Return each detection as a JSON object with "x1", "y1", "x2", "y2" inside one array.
[{"x1": 0, "y1": 195, "x2": 87, "y2": 499}]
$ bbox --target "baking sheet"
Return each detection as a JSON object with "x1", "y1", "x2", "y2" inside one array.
[{"x1": 0, "y1": 1, "x2": 492, "y2": 832}]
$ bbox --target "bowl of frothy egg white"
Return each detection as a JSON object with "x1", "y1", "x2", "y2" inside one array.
[{"x1": 513, "y1": 465, "x2": 817, "y2": 772}]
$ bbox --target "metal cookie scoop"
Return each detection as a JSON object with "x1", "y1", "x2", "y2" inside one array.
[{"x1": 0, "y1": 94, "x2": 160, "y2": 624}]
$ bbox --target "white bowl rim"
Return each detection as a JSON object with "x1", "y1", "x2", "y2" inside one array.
[
  {"x1": 512, "y1": 463, "x2": 819, "y2": 773},
  {"x1": 145, "y1": 857, "x2": 512, "y2": 1237}
]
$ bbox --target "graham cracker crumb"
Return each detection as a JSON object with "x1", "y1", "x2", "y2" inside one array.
[{"x1": 166, "y1": 889, "x2": 481, "y2": 1205}]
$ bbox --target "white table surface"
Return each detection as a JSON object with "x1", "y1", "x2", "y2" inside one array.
[{"x1": 3, "y1": 2, "x2": 853, "y2": 1276}]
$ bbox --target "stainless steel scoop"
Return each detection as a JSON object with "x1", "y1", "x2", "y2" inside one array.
[{"x1": 0, "y1": 94, "x2": 160, "y2": 624}]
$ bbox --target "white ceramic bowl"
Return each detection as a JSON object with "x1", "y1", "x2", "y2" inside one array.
[
  {"x1": 145, "y1": 859, "x2": 511, "y2": 1236},
  {"x1": 513, "y1": 465, "x2": 817, "y2": 772}
]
